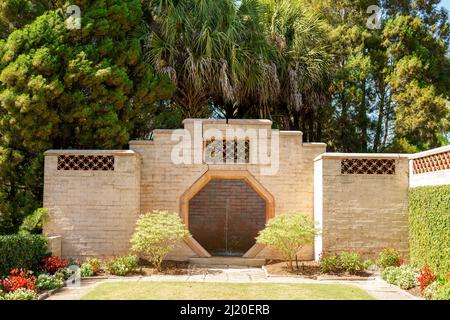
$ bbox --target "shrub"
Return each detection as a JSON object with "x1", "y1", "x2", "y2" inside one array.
[
  {"x1": 0, "y1": 235, "x2": 49, "y2": 276},
  {"x1": 131, "y1": 211, "x2": 190, "y2": 272},
  {"x1": 39, "y1": 256, "x2": 68, "y2": 274},
  {"x1": 2, "y1": 288, "x2": 37, "y2": 300},
  {"x1": 382, "y1": 265, "x2": 419, "y2": 290},
  {"x1": 363, "y1": 259, "x2": 375, "y2": 270},
  {"x1": 106, "y1": 256, "x2": 138, "y2": 276},
  {"x1": 80, "y1": 263, "x2": 95, "y2": 277},
  {"x1": 417, "y1": 266, "x2": 436, "y2": 292},
  {"x1": 85, "y1": 258, "x2": 101, "y2": 274},
  {"x1": 423, "y1": 281, "x2": 442, "y2": 300},
  {"x1": 376, "y1": 248, "x2": 401, "y2": 269},
  {"x1": 54, "y1": 268, "x2": 71, "y2": 281},
  {"x1": 19, "y1": 208, "x2": 48, "y2": 235},
  {"x1": 1, "y1": 268, "x2": 36, "y2": 292},
  {"x1": 338, "y1": 252, "x2": 364, "y2": 274},
  {"x1": 319, "y1": 254, "x2": 340, "y2": 274},
  {"x1": 256, "y1": 213, "x2": 318, "y2": 270},
  {"x1": 36, "y1": 274, "x2": 64, "y2": 291},
  {"x1": 433, "y1": 282, "x2": 450, "y2": 300},
  {"x1": 409, "y1": 186, "x2": 450, "y2": 275}
]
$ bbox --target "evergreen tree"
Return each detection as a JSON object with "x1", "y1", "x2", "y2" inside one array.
[{"x1": 0, "y1": 1, "x2": 173, "y2": 233}]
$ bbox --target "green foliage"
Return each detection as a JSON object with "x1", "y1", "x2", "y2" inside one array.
[
  {"x1": 409, "y1": 186, "x2": 450, "y2": 276},
  {"x1": 36, "y1": 273, "x2": 64, "y2": 291},
  {"x1": 376, "y1": 248, "x2": 402, "y2": 269},
  {"x1": 80, "y1": 263, "x2": 94, "y2": 277},
  {"x1": 106, "y1": 256, "x2": 138, "y2": 276},
  {"x1": 19, "y1": 207, "x2": 48, "y2": 235},
  {"x1": 320, "y1": 251, "x2": 365, "y2": 274},
  {"x1": 0, "y1": 1, "x2": 173, "y2": 234},
  {"x1": 363, "y1": 259, "x2": 375, "y2": 270},
  {"x1": 319, "y1": 254, "x2": 340, "y2": 274},
  {"x1": 0, "y1": 288, "x2": 37, "y2": 300},
  {"x1": 256, "y1": 213, "x2": 317, "y2": 270},
  {"x1": 338, "y1": 252, "x2": 364, "y2": 275},
  {"x1": 0, "y1": 234, "x2": 49, "y2": 275},
  {"x1": 130, "y1": 210, "x2": 190, "y2": 272},
  {"x1": 382, "y1": 265, "x2": 419, "y2": 290}
]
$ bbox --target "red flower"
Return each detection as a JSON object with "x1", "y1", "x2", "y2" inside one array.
[
  {"x1": 39, "y1": 256, "x2": 68, "y2": 274},
  {"x1": 417, "y1": 266, "x2": 436, "y2": 292},
  {"x1": 1, "y1": 268, "x2": 36, "y2": 292}
]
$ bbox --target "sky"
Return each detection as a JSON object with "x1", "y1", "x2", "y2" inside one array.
[{"x1": 441, "y1": 0, "x2": 450, "y2": 12}]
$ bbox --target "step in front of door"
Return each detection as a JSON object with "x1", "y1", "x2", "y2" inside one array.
[{"x1": 189, "y1": 257, "x2": 266, "y2": 267}]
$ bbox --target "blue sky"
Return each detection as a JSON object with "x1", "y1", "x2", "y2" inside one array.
[{"x1": 441, "y1": 0, "x2": 450, "y2": 12}]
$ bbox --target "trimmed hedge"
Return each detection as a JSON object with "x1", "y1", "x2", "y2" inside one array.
[
  {"x1": 409, "y1": 185, "x2": 450, "y2": 275},
  {"x1": 0, "y1": 234, "x2": 49, "y2": 276}
]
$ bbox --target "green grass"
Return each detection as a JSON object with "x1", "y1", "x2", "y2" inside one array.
[{"x1": 81, "y1": 281, "x2": 374, "y2": 300}]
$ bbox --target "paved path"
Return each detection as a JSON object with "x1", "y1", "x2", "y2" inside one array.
[{"x1": 47, "y1": 266, "x2": 421, "y2": 300}]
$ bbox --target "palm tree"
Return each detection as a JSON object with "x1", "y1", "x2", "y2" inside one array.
[
  {"x1": 143, "y1": 0, "x2": 279, "y2": 118},
  {"x1": 260, "y1": 0, "x2": 333, "y2": 136}
]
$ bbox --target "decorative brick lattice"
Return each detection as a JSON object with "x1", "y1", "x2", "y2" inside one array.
[
  {"x1": 341, "y1": 158, "x2": 396, "y2": 175},
  {"x1": 205, "y1": 139, "x2": 250, "y2": 164},
  {"x1": 57, "y1": 155, "x2": 115, "y2": 171},
  {"x1": 413, "y1": 151, "x2": 450, "y2": 174}
]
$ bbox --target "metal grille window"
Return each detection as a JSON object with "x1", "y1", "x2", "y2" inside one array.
[
  {"x1": 341, "y1": 158, "x2": 396, "y2": 175},
  {"x1": 413, "y1": 151, "x2": 450, "y2": 174},
  {"x1": 57, "y1": 155, "x2": 115, "y2": 171},
  {"x1": 205, "y1": 138, "x2": 250, "y2": 164}
]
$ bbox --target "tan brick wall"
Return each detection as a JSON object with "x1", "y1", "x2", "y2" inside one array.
[
  {"x1": 314, "y1": 154, "x2": 410, "y2": 259},
  {"x1": 43, "y1": 150, "x2": 141, "y2": 260},
  {"x1": 130, "y1": 120, "x2": 326, "y2": 260}
]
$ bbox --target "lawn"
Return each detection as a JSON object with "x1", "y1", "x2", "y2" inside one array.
[{"x1": 81, "y1": 281, "x2": 374, "y2": 300}]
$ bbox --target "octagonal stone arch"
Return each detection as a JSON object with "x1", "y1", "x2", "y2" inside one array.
[{"x1": 180, "y1": 170, "x2": 275, "y2": 258}]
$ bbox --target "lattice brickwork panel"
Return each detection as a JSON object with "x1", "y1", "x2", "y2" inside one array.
[
  {"x1": 341, "y1": 158, "x2": 396, "y2": 175},
  {"x1": 57, "y1": 155, "x2": 115, "y2": 171},
  {"x1": 413, "y1": 151, "x2": 450, "y2": 174},
  {"x1": 205, "y1": 139, "x2": 250, "y2": 164}
]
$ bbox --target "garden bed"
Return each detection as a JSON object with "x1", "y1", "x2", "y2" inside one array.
[{"x1": 263, "y1": 260, "x2": 374, "y2": 280}]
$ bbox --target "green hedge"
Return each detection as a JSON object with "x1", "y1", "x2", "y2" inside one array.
[
  {"x1": 409, "y1": 185, "x2": 450, "y2": 275},
  {"x1": 0, "y1": 234, "x2": 49, "y2": 276}
]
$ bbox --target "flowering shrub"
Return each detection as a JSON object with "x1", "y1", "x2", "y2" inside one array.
[
  {"x1": 338, "y1": 252, "x2": 364, "y2": 274},
  {"x1": 80, "y1": 263, "x2": 95, "y2": 277},
  {"x1": 39, "y1": 256, "x2": 68, "y2": 274},
  {"x1": 417, "y1": 266, "x2": 436, "y2": 292},
  {"x1": 1, "y1": 268, "x2": 36, "y2": 292},
  {"x1": 1, "y1": 288, "x2": 37, "y2": 300},
  {"x1": 85, "y1": 258, "x2": 101, "y2": 274},
  {"x1": 106, "y1": 256, "x2": 138, "y2": 276},
  {"x1": 382, "y1": 265, "x2": 419, "y2": 290},
  {"x1": 36, "y1": 274, "x2": 64, "y2": 291},
  {"x1": 376, "y1": 248, "x2": 401, "y2": 269}
]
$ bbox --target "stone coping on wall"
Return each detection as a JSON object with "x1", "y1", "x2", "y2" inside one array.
[
  {"x1": 314, "y1": 152, "x2": 411, "y2": 162},
  {"x1": 408, "y1": 145, "x2": 450, "y2": 159},
  {"x1": 44, "y1": 149, "x2": 140, "y2": 158},
  {"x1": 182, "y1": 118, "x2": 273, "y2": 125}
]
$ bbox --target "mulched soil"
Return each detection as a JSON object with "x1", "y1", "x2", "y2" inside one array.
[
  {"x1": 136, "y1": 260, "x2": 192, "y2": 276},
  {"x1": 263, "y1": 260, "x2": 373, "y2": 279},
  {"x1": 407, "y1": 286, "x2": 423, "y2": 298}
]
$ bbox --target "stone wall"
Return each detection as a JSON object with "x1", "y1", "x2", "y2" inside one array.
[
  {"x1": 130, "y1": 119, "x2": 326, "y2": 260},
  {"x1": 314, "y1": 153, "x2": 410, "y2": 259},
  {"x1": 409, "y1": 145, "x2": 450, "y2": 188},
  {"x1": 43, "y1": 150, "x2": 141, "y2": 260}
]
